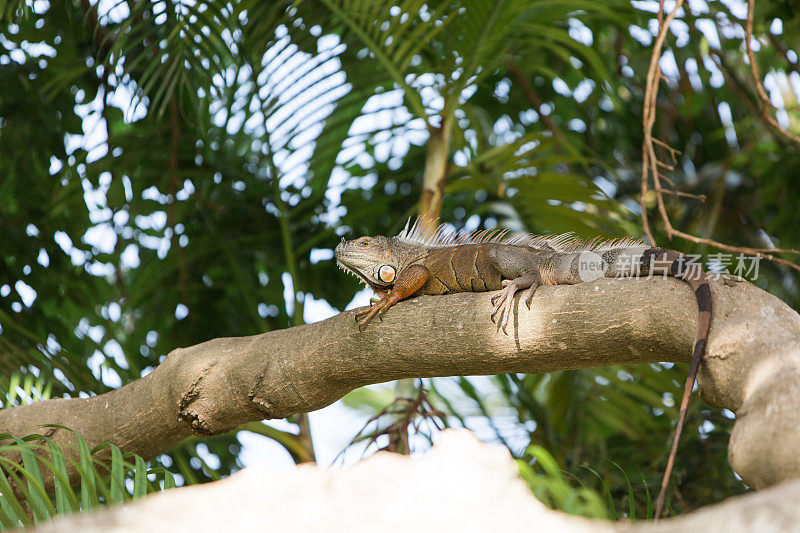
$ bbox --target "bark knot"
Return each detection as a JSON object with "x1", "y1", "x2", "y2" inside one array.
[
  {"x1": 247, "y1": 372, "x2": 275, "y2": 419},
  {"x1": 177, "y1": 361, "x2": 220, "y2": 436}
]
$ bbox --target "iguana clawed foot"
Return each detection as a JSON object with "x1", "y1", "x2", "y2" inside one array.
[
  {"x1": 490, "y1": 281, "x2": 518, "y2": 334},
  {"x1": 355, "y1": 296, "x2": 388, "y2": 330},
  {"x1": 490, "y1": 277, "x2": 540, "y2": 335}
]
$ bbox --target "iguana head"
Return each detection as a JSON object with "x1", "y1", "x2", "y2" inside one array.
[{"x1": 335, "y1": 235, "x2": 421, "y2": 291}]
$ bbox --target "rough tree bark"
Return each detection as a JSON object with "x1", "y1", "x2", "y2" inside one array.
[{"x1": 1, "y1": 276, "x2": 799, "y2": 492}]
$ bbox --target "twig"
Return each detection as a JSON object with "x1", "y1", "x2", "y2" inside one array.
[
  {"x1": 335, "y1": 383, "x2": 447, "y2": 462},
  {"x1": 652, "y1": 138, "x2": 680, "y2": 159},
  {"x1": 640, "y1": 0, "x2": 685, "y2": 243},
  {"x1": 708, "y1": 46, "x2": 797, "y2": 149},
  {"x1": 767, "y1": 33, "x2": 800, "y2": 78},
  {"x1": 709, "y1": 49, "x2": 765, "y2": 122},
  {"x1": 669, "y1": 229, "x2": 800, "y2": 273},
  {"x1": 658, "y1": 173, "x2": 677, "y2": 188},
  {"x1": 744, "y1": 0, "x2": 800, "y2": 145},
  {"x1": 655, "y1": 189, "x2": 706, "y2": 201},
  {"x1": 639, "y1": 1, "x2": 800, "y2": 277}
]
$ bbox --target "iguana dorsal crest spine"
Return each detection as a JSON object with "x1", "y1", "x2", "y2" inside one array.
[{"x1": 396, "y1": 217, "x2": 647, "y2": 252}]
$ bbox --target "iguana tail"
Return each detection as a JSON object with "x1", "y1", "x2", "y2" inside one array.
[{"x1": 631, "y1": 248, "x2": 712, "y2": 520}]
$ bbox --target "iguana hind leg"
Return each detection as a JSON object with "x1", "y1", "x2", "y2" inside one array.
[{"x1": 490, "y1": 273, "x2": 541, "y2": 335}]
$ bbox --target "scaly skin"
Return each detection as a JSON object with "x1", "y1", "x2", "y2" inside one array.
[{"x1": 335, "y1": 222, "x2": 711, "y2": 520}]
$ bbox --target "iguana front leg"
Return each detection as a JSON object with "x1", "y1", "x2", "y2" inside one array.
[
  {"x1": 355, "y1": 264, "x2": 430, "y2": 330},
  {"x1": 353, "y1": 289, "x2": 389, "y2": 324},
  {"x1": 367, "y1": 288, "x2": 389, "y2": 308}
]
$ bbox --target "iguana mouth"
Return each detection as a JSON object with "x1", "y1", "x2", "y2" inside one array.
[
  {"x1": 337, "y1": 260, "x2": 370, "y2": 286},
  {"x1": 335, "y1": 243, "x2": 384, "y2": 291}
]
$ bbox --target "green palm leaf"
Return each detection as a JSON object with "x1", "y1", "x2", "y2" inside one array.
[{"x1": 0, "y1": 430, "x2": 176, "y2": 530}]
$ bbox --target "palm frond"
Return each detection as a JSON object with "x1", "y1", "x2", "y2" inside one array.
[
  {"x1": 517, "y1": 444, "x2": 609, "y2": 518},
  {"x1": 103, "y1": 0, "x2": 240, "y2": 119},
  {"x1": 0, "y1": 371, "x2": 52, "y2": 408},
  {"x1": 0, "y1": 0, "x2": 28, "y2": 24},
  {"x1": 0, "y1": 429, "x2": 175, "y2": 530},
  {"x1": 315, "y1": 0, "x2": 458, "y2": 120}
]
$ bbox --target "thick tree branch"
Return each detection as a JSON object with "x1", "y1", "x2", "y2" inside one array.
[{"x1": 1, "y1": 277, "x2": 799, "y2": 491}]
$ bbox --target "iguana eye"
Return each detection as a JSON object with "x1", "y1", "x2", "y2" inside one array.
[
  {"x1": 378, "y1": 265, "x2": 396, "y2": 283},
  {"x1": 359, "y1": 239, "x2": 370, "y2": 246}
]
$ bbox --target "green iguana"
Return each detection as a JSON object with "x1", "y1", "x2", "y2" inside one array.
[{"x1": 335, "y1": 218, "x2": 711, "y2": 519}]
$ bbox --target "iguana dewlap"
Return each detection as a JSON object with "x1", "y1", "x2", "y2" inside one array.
[{"x1": 335, "y1": 218, "x2": 711, "y2": 519}]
